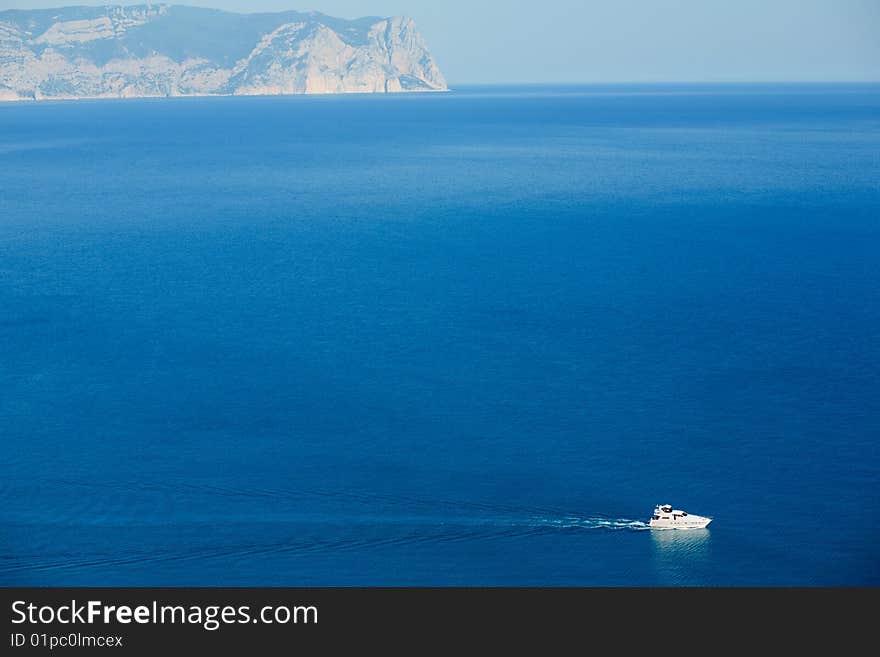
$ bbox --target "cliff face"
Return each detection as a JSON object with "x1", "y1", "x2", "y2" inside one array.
[{"x1": 0, "y1": 4, "x2": 448, "y2": 101}]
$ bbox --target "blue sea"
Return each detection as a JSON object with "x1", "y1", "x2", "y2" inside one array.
[{"x1": 1, "y1": 84, "x2": 878, "y2": 586}]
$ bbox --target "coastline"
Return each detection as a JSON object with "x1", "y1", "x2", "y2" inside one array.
[{"x1": 0, "y1": 87, "x2": 451, "y2": 104}]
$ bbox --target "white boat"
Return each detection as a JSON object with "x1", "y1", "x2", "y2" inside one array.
[{"x1": 649, "y1": 504, "x2": 712, "y2": 529}]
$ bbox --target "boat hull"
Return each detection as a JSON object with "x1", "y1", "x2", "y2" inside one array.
[{"x1": 649, "y1": 516, "x2": 712, "y2": 530}]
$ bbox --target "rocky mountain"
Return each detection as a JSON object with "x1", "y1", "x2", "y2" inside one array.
[{"x1": 0, "y1": 4, "x2": 447, "y2": 100}]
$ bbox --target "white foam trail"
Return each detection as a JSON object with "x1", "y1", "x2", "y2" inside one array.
[{"x1": 528, "y1": 517, "x2": 651, "y2": 531}]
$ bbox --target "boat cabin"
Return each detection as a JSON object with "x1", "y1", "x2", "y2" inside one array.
[
  {"x1": 649, "y1": 503, "x2": 711, "y2": 528},
  {"x1": 652, "y1": 504, "x2": 689, "y2": 520}
]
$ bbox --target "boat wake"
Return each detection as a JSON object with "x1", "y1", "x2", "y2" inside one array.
[
  {"x1": 0, "y1": 477, "x2": 651, "y2": 579},
  {"x1": 37, "y1": 477, "x2": 650, "y2": 533},
  {"x1": 532, "y1": 517, "x2": 650, "y2": 531}
]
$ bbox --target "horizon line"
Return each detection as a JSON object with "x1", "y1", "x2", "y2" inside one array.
[{"x1": 444, "y1": 80, "x2": 880, "y2": 86}]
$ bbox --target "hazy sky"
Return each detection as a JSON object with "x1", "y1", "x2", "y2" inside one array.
[{"x1": 2, "y1": 0, "x2": 878, "y2": 83}]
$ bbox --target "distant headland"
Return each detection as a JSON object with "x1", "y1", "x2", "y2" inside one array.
[{"x1": 0, "y1": 4, "x2": 448, "y2": 101}]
